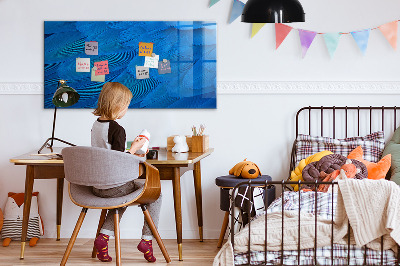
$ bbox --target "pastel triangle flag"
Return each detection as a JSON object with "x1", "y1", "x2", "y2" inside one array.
[
  {"x1": 351, "y1": 29, "x2": 370, "y2": 55},
  {"x1": 229, "y1": 0, "x2": 245, "y2": 24},
  {"x1": 298, "y1": 29, "x2": 317, "y2": 58},
  {"x1": 251, "y1": 23, "x2": 266, "y2": 38},
  {"x1": 275, "y1": 23, "x2": 293, "y2": 49},
  {"x1": 209, "y1": 0, "x2": 220, "y2": 7},
  {"x1": 323, "y1": 33, "x2": 341, "y2": 58},
  {"x1": 378, "y1": 21, "x2": 397, "y2": 50}
]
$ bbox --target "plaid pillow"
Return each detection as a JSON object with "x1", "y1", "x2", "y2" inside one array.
[{"x1": 295, "y1": 131, "x2": 385, "y2": 166}]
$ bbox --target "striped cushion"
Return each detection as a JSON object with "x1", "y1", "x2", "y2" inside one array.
[
  {"x1": 1, "y1": 217, "x2": 41, "y2": 240},
  {"x1": 295, "y1": 131, "x2": 385, "y2": 167}
]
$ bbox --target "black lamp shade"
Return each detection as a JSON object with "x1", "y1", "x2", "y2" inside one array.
[
  {"x1": 241, "y1": 0, "x2": 305, "y2": 23},
  {"x1": 52, "y1": 80, "x2": 80, "y2": 107}
]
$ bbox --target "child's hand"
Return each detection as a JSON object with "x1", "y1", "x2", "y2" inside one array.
[
  {"x1": 128, "y1": 137, "x2": 147, "y2": 155},
  {"x1": 134, "y1": 148, "x2": 149, "y2": 157}
]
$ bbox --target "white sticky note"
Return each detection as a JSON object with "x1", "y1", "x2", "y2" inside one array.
[
  {"x1": 85, "y1": 41, "x2": 98, "y2": 55},
  {"x1": 144, "y1": 54, "x2": 159, "y2": 69},
  {"x1": 76, "y1": 58, "x2": 90, "y2": 72},
  {"x1": 136, "y1": 66, "x2": 150, "y2": 79},
  {"x1": 91, "y1": 66, "x2": 105, "y2": 82}
]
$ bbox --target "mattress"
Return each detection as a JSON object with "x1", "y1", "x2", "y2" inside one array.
[{"x1": 233, "y1": 191, "x2": 397, "y2": 265}]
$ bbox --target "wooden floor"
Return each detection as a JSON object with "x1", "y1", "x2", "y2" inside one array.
[{"x1": 0, "y1": 239, "x2": 221, "y2": 265}]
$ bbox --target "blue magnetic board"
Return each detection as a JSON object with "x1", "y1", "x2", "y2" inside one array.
[{"x1": 44, "y1": 21, "x2": 217, "y2": 109}]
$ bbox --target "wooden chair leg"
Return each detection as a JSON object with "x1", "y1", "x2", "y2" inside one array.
[
  {"x1": 92, "y1": 209, "x2": 108, "y2": 258},
  {"x1": 60, "y1": 208, "x2": 88, "y2": 266},
  {"x1": 114, "y1": 210, "x2": 121, "y2": 266},
  {"x1": 217, "y1": 211, "x2": 230, "y2": 248},
  {"x1": 141, "y1": 205, "x2": 171, "y2": 263}
]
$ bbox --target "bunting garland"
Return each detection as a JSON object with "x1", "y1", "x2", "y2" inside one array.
[
  {"x1": 323, "y1": 33, "x2": 341, "y2": 58},
  {"x1": 351, "y1": 29, "x2": 370, "y2": 55},
  {"x1": 378, "y1": 21, "x2": 398, "y2": 50},
  {"x1": 208, "y1": 2, "x2": 399, "y2": 58},
  {"x1": 229, "y1": 0, "x2": 245, "y2": 23},
  {"x1": 275, "y1": 23, "x2": 292, "y2": 49},
  {"x1": 298, "y1": 30, "x2": 317, "y2": 58},
  {"x1": 209, "y1": 0, "x2": 220, "y2": 7},
  {"x1": 251, "y1": 23, "x2": 266, "y2": 38}
]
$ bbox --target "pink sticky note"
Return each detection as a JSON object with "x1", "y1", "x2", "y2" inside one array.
[{"x1": 94, "y1": 61, "x2": 109, "y2": 75}]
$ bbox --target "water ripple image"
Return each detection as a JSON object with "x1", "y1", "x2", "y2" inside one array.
[{"x1": 44, "y1": 21, "x2": 217, "y2": 109}]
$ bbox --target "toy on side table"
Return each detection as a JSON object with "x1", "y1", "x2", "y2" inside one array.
[
  {"x1": 1, "y1": 192, "x2": 44, "y2": 247},
  {"x1": 229, "y1": 159, "x2": 261, "y2": 179},
  {"x1": 172, "y1": 135, "x2": 189, "y2": 153}
]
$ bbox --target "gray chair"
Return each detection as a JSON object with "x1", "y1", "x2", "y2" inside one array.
[{"x1": 60, "y1": 146, "x2": 171, "y2": 265}]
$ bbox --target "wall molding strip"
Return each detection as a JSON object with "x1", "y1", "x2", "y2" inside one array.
[{"x1": 1, "y1": 81, "x2": 400, "y2": 95}]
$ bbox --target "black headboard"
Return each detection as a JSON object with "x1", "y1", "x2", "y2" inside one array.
[{"x1": 289, "y1": 106, "x2": 400, "y2": 178}]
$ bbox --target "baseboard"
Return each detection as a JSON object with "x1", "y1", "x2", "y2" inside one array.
[
  {"x1": 45, "y1": 228, "x2": 222, "y2": 240},
  {"x1": 1, "y1": 81, "x2": 400, "y2": 95}
]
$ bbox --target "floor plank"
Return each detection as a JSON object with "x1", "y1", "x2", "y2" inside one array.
[{"x1": 0, "y1": 239, "x2": 221, "y2": 265}]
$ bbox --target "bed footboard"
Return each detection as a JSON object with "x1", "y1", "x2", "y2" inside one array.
[{"x1": 230, "y1": 180, "x2": 400, "y2": 266}]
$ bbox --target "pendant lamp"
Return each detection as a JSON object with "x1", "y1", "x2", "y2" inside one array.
[
  {"x1": 241, "y1": 0, "x2": 305, "y2": 23},
  {"x1": 38, "y1": 80, "x2": 80, "y2": 154}
]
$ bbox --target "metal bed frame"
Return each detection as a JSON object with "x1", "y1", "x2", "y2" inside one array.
[{"x1": 230, "y1": 106, "x2": 400, "y2": 266}]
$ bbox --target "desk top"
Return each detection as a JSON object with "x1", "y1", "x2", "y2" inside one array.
[{"x1": 10, "y1": 147, "x2": 214, "y2": 166}]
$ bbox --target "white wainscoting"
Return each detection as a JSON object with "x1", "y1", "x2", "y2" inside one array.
[{"x1": 1, "y1": 82, "x2": 400, "y2": 95}]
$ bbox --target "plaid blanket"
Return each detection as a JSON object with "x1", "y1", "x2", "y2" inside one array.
[{"x1": 234, "y1": 191, "x2": 397, "y2": 265}]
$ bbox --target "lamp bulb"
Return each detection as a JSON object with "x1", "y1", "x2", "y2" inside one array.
[{"x1": 61, "y1": 92, "x2": 69, "y2": 103}]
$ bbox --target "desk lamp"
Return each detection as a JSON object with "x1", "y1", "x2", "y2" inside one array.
[
  {"x1": 38, "y1": 80, "x2": 80, "y2": 154},
  {"x1": 241, "y1": 0, "x2": 305, "y2": 23}
]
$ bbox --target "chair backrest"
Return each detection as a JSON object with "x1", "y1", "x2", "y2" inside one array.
[{"x1": 62, "y1": 146, "x2": 145, "y2": 187}]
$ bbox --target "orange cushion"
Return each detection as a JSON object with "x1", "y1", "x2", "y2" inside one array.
[{"x1": 347, "y1": 146, "x2": 391, "y2": 180}]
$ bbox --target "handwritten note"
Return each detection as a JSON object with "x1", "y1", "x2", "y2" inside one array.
[
  {"x1": 139, "y1": 42, "x2": 153, "y2": 56},
  {"x1": 144, "y1": 54, "x2": 159, "y2": 68},
  {"x1": 85, "y1": 41, "x2": 98, "y2": 55},
  {"x1": 158, "y1": 60, "x2": 171, "y2": 74},
  {"x1": 94, "y1": 61, "x2": 109, "y2": 75},
  {"x1": 136, "y1": 66, "x2": 150, "y2": 79},
  {"x1": 91, "y1": 67, "x2": 105, "y2": 82},
  {"x1": 76, "y1": 58, "x2": 90, "y2": 72}
]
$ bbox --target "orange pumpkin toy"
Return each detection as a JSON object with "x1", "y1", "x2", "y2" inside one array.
[{"x1": 229, "y1": 159, "x2": 261, "y2": 179}]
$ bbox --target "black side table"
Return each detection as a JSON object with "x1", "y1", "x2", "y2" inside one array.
[{"x1": 215, "y1": 175, "x2": 275, "y2": 248}]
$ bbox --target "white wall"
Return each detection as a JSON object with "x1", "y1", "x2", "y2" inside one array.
[{"x1": 1, "y1": 0, "x2": 400, "y2": 239}]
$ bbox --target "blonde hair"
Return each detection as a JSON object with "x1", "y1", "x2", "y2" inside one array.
[{"x1": 93, "y1": 82, "x2": 133, "y2": 120}]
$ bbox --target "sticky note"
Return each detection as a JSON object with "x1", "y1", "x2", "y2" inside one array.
[
  {"x1": 94, "y1": 61, "x2": 109, "y2": 75},
  {"x1": 158, "y1": 60, "x2": 171, "y2": 74},
  {"x1": 139, "y1": 42, "x2": 153, "y2": 56},
  {"x1": 91, "y1": 66, "x2": 105, "y2": 82},
  {"x1": 136, "y1": 66, "x2": 150, "y2": 79},
  {"x1": 85, "y1": 41, "x2": 98, "y2": 55},
  {"x1": 144, "y1": 54, "x2": 159, "y2": 68},
  {"x1": 76, "y1": 58, "x2": 90, "y2": 72}
]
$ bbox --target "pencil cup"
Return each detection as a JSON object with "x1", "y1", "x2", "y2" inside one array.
[{"x1": 191, "y1": 135, "x2": 209, "y2": 153}]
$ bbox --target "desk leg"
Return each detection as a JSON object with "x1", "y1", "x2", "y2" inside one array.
[
  {"x1": 193, "y1": 161, "x2": 203, "y2": 242},
  {"x1": 20, "y1": 165, "x2": 34, "y2": 259},
  {"x1": 172, "y1": 167, "x2": 183, "y2": 261},
  {"x1": 56, "y1": 178, "x2": 64, "y2": 241}
]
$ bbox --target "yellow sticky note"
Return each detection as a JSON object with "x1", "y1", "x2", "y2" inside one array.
[{"x1": 139, "y1": 42, "x2": 153, "y2": 56}]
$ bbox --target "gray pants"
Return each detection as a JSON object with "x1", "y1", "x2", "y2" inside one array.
[{"x1": 92, "y1": 180, "x2": 162, "y2": 240}]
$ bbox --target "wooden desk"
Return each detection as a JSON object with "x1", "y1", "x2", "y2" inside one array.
[{"x1": 10, "y1": 147, "x2": 213, "y2": 261}]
